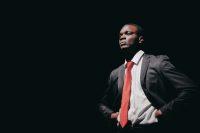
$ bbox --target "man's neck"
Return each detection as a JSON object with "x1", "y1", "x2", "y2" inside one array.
[{"x1": 123, "y1": 48, "x2": 140, "y2": 61}]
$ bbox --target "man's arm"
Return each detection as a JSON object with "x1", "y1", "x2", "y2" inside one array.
[
  {"x1": 158, "y1": 56, "x2": 199, "y2": 117},
  {"x1": 99, "y1": 70, "x2": 118, "y2": 120}
]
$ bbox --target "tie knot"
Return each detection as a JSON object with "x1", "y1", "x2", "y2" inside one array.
[{"x1": 126, "y1": 61, "x2": 134, "y2": 69}]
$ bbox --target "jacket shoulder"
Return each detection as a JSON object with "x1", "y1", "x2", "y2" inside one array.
[
  {"x1": 144, "y1": 54, "x2": 171, "y2": 71},
  {"x1": 145, "y1": 54, "x2": 170, "y2": 61},
  {"x1": 109, "y1": 64, "x2": 124, "y2": 80}
]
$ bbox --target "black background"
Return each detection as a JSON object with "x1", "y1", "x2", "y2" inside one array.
[{"x1": 5, "y1": 1, "x2": 200, "y2": 132}]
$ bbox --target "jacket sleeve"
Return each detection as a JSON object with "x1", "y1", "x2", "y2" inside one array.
[
  {"x1": 159, "y1": 56, "x2": 199, "y2": 116},
  {"x1": 99, "y1": 71, "x2": 115, "y2": 120}
]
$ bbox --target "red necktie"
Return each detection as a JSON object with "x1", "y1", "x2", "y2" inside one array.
[{"x1": 120, "y1": 61, "x2": 134, "y2": 128}]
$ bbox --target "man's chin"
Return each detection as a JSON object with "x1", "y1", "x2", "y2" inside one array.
[
  {"x1": 120, "y1": 47, "x2": 131, "y2": 51},
  {"x1": 120, "y1": 46, "x2": 130, "y2": 50},
  {"x1": 121, "y1": 46, "x2": 140, "y2": 54}
]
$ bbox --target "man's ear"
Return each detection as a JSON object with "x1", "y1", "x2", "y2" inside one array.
[{"x1": 138, "y1": 36, "x2": 144, "y2": 44}]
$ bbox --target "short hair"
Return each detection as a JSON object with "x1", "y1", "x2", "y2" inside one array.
[{"x1": 124, "y1": 23, "x2": 144, "y2": 36}]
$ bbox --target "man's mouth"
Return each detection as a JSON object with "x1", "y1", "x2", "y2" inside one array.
[{"x1": 120, "y1": 42, "x2": 126, "y2": 46}]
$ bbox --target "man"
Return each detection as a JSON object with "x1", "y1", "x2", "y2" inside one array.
[{"x1": 99, "y1": 23, "x2": 198, "y2": 133}]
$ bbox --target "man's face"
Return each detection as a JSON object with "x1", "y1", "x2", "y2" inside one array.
[{"x1": 119, "y1": 25, "x2": 140, "y2": 50}]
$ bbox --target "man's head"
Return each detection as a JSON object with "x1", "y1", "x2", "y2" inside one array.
[{"x1": 119, "y1": 23, "x2": 144, "y2": 51}]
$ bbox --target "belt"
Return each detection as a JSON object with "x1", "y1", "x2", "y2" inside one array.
[{"x1": 118, "y1": 121, "x2": 159, "y2": 129}]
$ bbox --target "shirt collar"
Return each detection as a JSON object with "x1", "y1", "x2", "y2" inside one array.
[{"x1": 124, "y1": 50, "x2": 144, "y2": 66}]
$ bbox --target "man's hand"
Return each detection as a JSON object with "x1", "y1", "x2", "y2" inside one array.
[
  {"x1": 155, "y1": 109, "x2": 162, "y2": 118},
  {"x1": 111, "y1": 112, "x2": 119, "y2": 119}
]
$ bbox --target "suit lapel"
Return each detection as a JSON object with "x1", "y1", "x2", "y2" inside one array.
[
  {"x1": 118, "y1": 65, "x2": 125, "y2": 95},
  {"x1": 117, "y1": 54, "x2": 150, "y2": 94},
  {"x1": 140, "y1": 54, "x2": 150, "y2": 89}
]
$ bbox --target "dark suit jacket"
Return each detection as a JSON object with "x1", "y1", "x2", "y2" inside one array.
[{"x1": 99, "y1": 54, "x2": 198, "y2": 127}]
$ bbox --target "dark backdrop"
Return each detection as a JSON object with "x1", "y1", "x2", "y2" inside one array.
[{"x1": 6, "y1": 1, "x2": 200, "y2": 132}]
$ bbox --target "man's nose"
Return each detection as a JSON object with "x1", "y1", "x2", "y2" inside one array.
[{"x1": 120, "y1": 34, "x2": 126, "y2": 40}]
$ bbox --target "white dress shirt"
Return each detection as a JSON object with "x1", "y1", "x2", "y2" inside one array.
[{"x1": 117, "y1": 50, "x2": 158, "y2": 125}]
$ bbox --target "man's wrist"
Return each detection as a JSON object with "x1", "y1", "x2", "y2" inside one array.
[
  {"x1": 111, "y1": 112, "x2": 119, "y2": 119},
  {"x1": 155, "y1": 109, "x2": 162, "y2": 118}
]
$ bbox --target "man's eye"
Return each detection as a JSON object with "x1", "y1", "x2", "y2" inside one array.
[{"x1": 126, "y1": 32, "x2": 133, "y2": 35}]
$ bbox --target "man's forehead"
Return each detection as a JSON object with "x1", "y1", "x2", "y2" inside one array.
[{"x1": 120, "y1": 25, "x2": 138, "y2": 32}]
